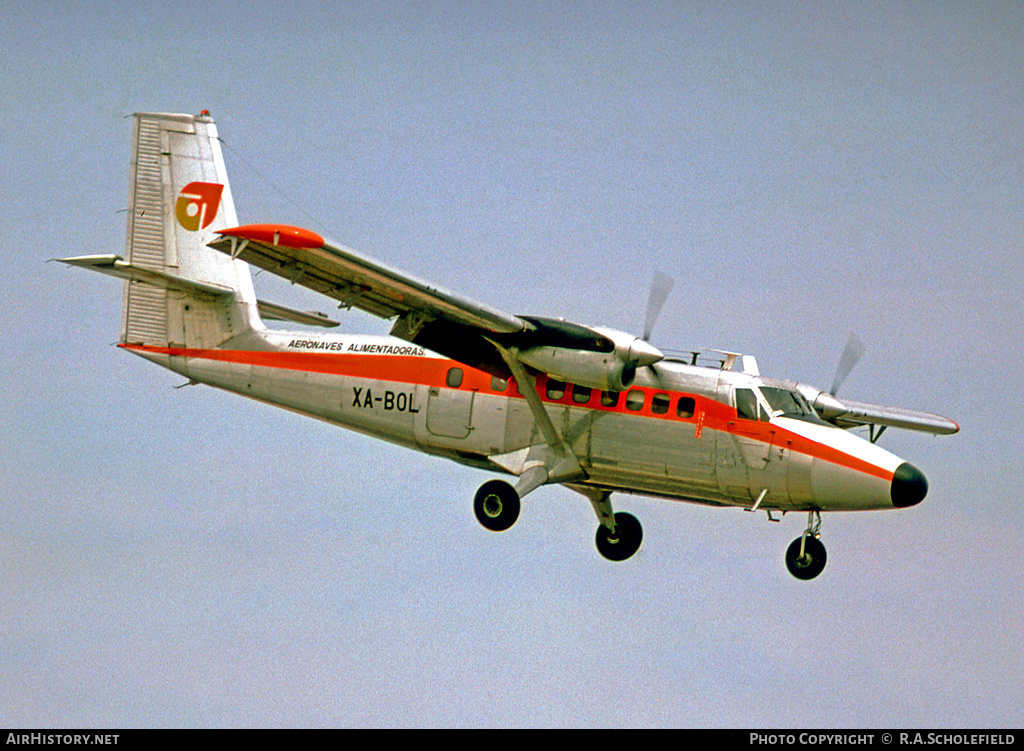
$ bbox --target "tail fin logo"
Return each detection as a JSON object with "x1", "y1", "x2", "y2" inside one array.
[{"x1": 175, "y1": 182, "x2": 224, "y2": 231}]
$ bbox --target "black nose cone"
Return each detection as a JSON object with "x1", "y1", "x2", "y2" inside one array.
[{"x1": 891, "y1": 462, "x2": 928, "y2": 508}]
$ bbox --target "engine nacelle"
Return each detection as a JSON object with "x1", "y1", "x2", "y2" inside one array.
[
  {"x1": 517, "y1": 346, "x2": 635, "y2": 391},
  {"x1": 811, "y1": 391, "x2": 848, "y2": 422},
  {"x1": 516, "y1": 325, "x2": 664, "y2": 392}
]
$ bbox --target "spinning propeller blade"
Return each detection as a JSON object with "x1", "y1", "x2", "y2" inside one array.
[
  {"x1": 640, "y1": 271, "x2": 675, "y2": 387},
  {"x1": 643, "y1": 271, "x2": 675, "y2": 342},
  {"x1": 830, "y1": 333, "x2": 866, "y2": 396}
]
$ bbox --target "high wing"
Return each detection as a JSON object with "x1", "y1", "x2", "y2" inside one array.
[
  {"x1": 207, "y1": 223, "x2": 959, "y2": 439},
  {"x1": 208, "y1": 224, "x2": 535, "y2": 375},
  {"x1": 813, "y1": 393, "x2": 960, "y2": 436},
  {"x1": 209, "y1": 224, "x2": 663, "y2": 385}
]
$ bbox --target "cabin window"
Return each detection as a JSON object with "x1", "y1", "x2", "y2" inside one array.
[
  {"x1": 446, "y1": 367, "x2": 464, "y2": 388},
  {"x1": 651, "y1": 393, "x2": 670, "y2": 415},
  {"x1": 625, "y1": 390, "x2": 645, "y2": 411},
  {"x1": 677, "y1": 396, "x2": 695, "y2": 418},
  {"x1": 546, "y1": 379, "x2": 566, "y2": 400},
  {"x1": 600, "y1": 391, "x2": 619, "y2": 407},
  {"x1": 490, "y1": 376, "x2": 508, "y2": 392},
  {"x1": 572, "y1": 385, "x2": 592, "y2": 404}
]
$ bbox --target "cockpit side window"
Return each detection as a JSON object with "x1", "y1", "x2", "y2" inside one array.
[
  {"x1": 735, "y1": 388, "x2": 759, "y2": 421},
  {"x1": 736, "y1": 388, "x2": 772, "y2": 422},
  {"x1": 761, "y1": 387, "x2": 811, "y2": 417}
]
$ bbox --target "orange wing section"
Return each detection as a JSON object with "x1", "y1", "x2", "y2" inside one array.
[{"x1": 208, "y1": 223, "x2": 528, "y2": 333}]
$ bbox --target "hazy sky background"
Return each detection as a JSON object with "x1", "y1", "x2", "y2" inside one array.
[{"x1": 2, "y1": 1, "x2": 1022, "y2": 728}]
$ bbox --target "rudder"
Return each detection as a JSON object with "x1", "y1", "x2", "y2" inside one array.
[{"x1": 121, "y1": 111, "x2": 259, "y2": 349}]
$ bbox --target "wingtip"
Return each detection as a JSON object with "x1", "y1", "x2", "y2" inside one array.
[{"x1": 218, "y1": 224, "x2": 324, "y2": 250}]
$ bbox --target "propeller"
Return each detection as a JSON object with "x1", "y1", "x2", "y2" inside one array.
[
  {"x1": 643, "y1": 271, "x2": 675, "y2": 343},
  {"x1": 633, "y1": 271, "x2": 675, "y2": 387},
  {"x1": 830, "y1": 333, "x2": 866, "y2": 396}
]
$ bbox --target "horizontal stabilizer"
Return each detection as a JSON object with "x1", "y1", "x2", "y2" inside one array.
[
  {"x1": 58, "y1": 254, "x2": 233, "y2": 297},
  {"x1": 60, "y1": 254, "x2": 339, "y2": 329}
]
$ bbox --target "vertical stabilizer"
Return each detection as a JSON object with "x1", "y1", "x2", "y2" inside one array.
[{"x1": 122, "y1": 111, "x2": 259, "y2": 349}]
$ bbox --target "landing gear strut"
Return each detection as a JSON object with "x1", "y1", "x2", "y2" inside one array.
[
  {"x1": 595, "y1": 511, "x2": 643, "y2": 562},
  {"x1": 785, "y1": 511, "x2": 827, "y2": 580},
  {"x1": 570, "y1": 486, "x2": 644, "y2": 562},
  {"x1": 473, "y1": 479, "x2": 520, "y2": 532}
]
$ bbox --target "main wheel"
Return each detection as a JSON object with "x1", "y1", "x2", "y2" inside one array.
[
  {"x1": 785, "y1": 535, "x2": 827, "y2": 580},
  {"x1": 595, "y1": 512, "x2": 643, "y2": 562},
  {"x1": 473, "y1": 480, "x2": 520, "y2": 532}
]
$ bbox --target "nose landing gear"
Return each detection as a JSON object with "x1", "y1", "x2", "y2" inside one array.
[{"x1": 785, "y1": 511, "x2": 827, "y2": 580}]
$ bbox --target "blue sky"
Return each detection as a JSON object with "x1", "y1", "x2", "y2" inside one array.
[{"x1": 2, "y1": 1, "x2": 1022, "y2": 727}]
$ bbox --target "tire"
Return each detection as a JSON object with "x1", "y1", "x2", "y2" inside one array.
[
  {"x1": 785, "y1": 535, "x2": 827, "y2": 580},
  {"x1": 595, "y1": 512, "x2": 643, "y2": 562},
  {"x1": 473, "y1": 480, "x2": 520, "y2": 532}
]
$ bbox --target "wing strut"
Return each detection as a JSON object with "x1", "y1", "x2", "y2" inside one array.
[{"x1": 489, "y1": 344, "x2": 585, "y2": 497}]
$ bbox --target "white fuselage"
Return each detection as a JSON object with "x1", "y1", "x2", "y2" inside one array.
[{"x1": 123, "y1": 330, "x2": 909, "y2": 514}]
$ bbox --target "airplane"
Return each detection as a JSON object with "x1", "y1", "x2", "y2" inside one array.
[{"x1": 60, "y1": 111, "x2": 959, "y2": 580}]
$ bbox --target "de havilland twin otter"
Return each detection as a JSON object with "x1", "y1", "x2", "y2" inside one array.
[{"x1": 62, "y1": 111, "x2": 959, "y2": 579}]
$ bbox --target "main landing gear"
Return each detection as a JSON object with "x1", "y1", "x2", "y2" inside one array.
[
  {"x1": 785, "y1": 511, "x2": 827, "y2": 580},
  {"x1": 473, "y1": 480, "x2": 520, "y2": 532},
  {"x1": 594, "y1": 511, "x2": 643, "y2": 562},
  {"x1": 473, "y1": 479, "x2": 829, "y2": 575},
  {"x1": 472, "y1": 480, "x2": 644, "y2": 562}
]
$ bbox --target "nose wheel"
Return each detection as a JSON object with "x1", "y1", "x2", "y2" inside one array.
[{"x1": 785, "y1": 511, "x2": 827, "y2": 580}]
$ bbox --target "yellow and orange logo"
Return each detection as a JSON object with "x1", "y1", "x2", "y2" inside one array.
[{"x1": 175, "y1": 182, "x2": 224, "y2": 231}]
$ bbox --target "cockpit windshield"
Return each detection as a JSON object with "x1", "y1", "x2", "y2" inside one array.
[{"x1": 760, "y1": 387, "x2": 814, "y2": 418}]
